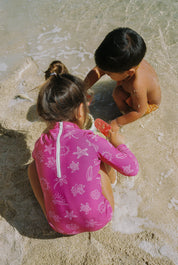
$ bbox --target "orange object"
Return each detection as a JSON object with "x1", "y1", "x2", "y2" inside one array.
[
  {"x1": 94, "y1": 118, "x2": 111, "y2": 137},
  {"x1": 144, "y1": 103, "x2": 158, "y2": 114},
  {"x1": 126, "y1": 97, "x2": 158, "y2": 115}
]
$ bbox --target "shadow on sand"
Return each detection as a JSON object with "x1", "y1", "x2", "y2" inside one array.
[
  {"x1": 26, "y1": 79, "x2": 122, "y2": 123},
  {"x1": 0, "y1": 124, "x2": 67, "y2": 239},
  {"x1": 89, "y1": 80, "x2": 122, "y2": 121},
  {"x1": 0, "y1": 80, "x2": 122, "y2": 239}
]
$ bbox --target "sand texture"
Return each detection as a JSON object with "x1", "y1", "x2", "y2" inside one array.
[{"x1": 0, "y1": 58, "x2": 177, "y2": 265}]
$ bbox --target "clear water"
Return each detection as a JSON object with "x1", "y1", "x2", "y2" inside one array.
[{"x1": 0, "y1": 0, "x2": 177, "y2": 81}]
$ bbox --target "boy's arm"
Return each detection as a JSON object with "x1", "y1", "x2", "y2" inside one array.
[
  {"x1": 28, "y1": 160, "x2": 47, "y2": 218},
  {"x1": 84, "y1": 66, "x2": 105, "y2": 89},
  {"x1": 111, "y1": 88, "x2": 148, "y2": 129}
]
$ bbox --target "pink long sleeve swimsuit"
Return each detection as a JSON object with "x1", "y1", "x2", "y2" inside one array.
[{"x1": 32, "y1": 122, "x2": 139, "y2": 235}]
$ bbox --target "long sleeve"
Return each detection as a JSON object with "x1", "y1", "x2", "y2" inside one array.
[{"x1": 95, "y1": 135, "x2": 139, "y2": 176}]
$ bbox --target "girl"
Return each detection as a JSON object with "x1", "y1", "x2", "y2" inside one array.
[{"x1": 28, "y1": 61, "x2": 139, "y2": 235}]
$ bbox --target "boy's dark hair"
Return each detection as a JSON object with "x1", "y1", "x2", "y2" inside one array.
[
  {"x1": 37, "y1": 73, "x2": 88, "y2": 122},
  {"x1": 95, "y1": 27, "x2": 146, "y2": 72}
]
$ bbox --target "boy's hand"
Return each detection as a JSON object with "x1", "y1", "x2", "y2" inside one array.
[
  {"x1": 108, "y1": 130, "x2": 125, "y2": 147},
  {"x1": 110, "y1": 119, "x2": 120, "y2": 132}
]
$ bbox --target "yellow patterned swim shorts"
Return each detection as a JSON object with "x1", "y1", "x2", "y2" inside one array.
[{"x1": 126, "y1": 97, "x2": 158, "y2": 115}]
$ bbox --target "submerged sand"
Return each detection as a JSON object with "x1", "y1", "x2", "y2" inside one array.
[{"x1": 0, "y1": 58, "x2": 177, "y2": 265}]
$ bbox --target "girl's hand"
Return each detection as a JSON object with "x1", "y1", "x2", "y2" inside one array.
[
  {"x1": 108, "y1": 130, "x2": 125, "y2": 147},
  {"x1": 110, "y1": 119, "x2": 120, "y2": 132}
]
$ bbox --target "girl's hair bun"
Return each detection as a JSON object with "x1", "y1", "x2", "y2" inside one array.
[{"x1": 45, "y1": 60, "x2": 69, "y2": 80}]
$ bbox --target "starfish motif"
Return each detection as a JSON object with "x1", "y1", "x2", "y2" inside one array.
[
  {"x1": 86, "y1": 139, "x2": 99, "y2": 152},
  {"x1": 63, "y1": 130, "x2": 79, "y2": 139},
  {"x1": 64, "y1": 210, "x2": 78, "y2": 220},
  {"x1": 44, "y1": 144, "x2": 55, "y2": 155},
  {"x1": 73, "y1": 146, "x2": 88, "y2": 159}
]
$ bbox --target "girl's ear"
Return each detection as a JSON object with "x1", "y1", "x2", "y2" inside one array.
[
  {"x1": 75, "y1": 103, "x2": 85, "y2": 129},
  {"x1": 77, "y1": 103, "x2": 84, "y2": 118}
]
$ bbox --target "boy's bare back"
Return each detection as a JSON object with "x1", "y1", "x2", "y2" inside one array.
[
  {"x1": 108, "y1": 59, "x2": 161, "y2": 128},
  {"x1": 128, "y1": 59, "x2": 161, "y2": 105},
  {"x1": 117, "y1": 59, "x2": 161, "y2": 110}
]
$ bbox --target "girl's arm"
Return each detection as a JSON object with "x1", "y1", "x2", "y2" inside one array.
[
  {"x1": 96, "y1": 132, "x2": 139, "y2": 176},
  {"x1": 28, "y1": 160, "x2": 47, "y2": 218},
  {"x1": 84, "y1": 66, "x2": 105, "y2": 89}
]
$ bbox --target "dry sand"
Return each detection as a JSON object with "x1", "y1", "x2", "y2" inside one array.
[{"x1": 0, "y1": 57, "x2": 177, "y2": 265}]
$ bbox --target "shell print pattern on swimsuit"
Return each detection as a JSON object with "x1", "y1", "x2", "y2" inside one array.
[{"x1": 32, "y1": 121, "x2": 138, "y2": 234}]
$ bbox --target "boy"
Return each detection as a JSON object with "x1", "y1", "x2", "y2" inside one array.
[{"x1": 84, "y1": 27, "x2": 161, "y2": 131}]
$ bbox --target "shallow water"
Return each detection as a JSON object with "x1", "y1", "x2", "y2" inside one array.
[
  {"x1": 0, "y1": 0, "x2": 177, "y2": 80},
  {"x1": 0, "y1": 0, "x2": 178, "y2": 264}
]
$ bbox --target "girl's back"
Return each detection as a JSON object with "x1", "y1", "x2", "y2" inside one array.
[{"x1": 33, "y1": 121, "x2": 113, "y2": 235}]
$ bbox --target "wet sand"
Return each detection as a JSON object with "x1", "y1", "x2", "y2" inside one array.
[{"x1": 0, "y1": 57, "x2": 177, "y2": 265}]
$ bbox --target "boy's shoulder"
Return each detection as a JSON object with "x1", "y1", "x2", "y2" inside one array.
[
  {"x1": 135, "y1": 60, "x2": 158, "y2": 86},
  {"x1": 137, "y1": 59, "x2": 157, "y2": 78},
  {"x1": 129, "y1": 60, "x2": 154, "y2": 88}
]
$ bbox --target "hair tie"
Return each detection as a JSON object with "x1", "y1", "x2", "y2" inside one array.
[{"x1": 50, "y1": 72, "x2": 57, "y2": 76}]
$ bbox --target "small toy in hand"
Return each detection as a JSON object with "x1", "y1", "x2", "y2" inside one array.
[{"x1": 94, "y1": 118, "x2": 111, "y2": 137}]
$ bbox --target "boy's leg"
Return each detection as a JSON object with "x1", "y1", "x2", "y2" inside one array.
[
  {"x1": 100, "y1": 163, "x2": 114, "y2": 211},
  {"x1": 112, "y1": 86, "x2": 130, "y2": 112},
  {"x1": 28, "y1": 161, "x2": 47, "y2": 218}
]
